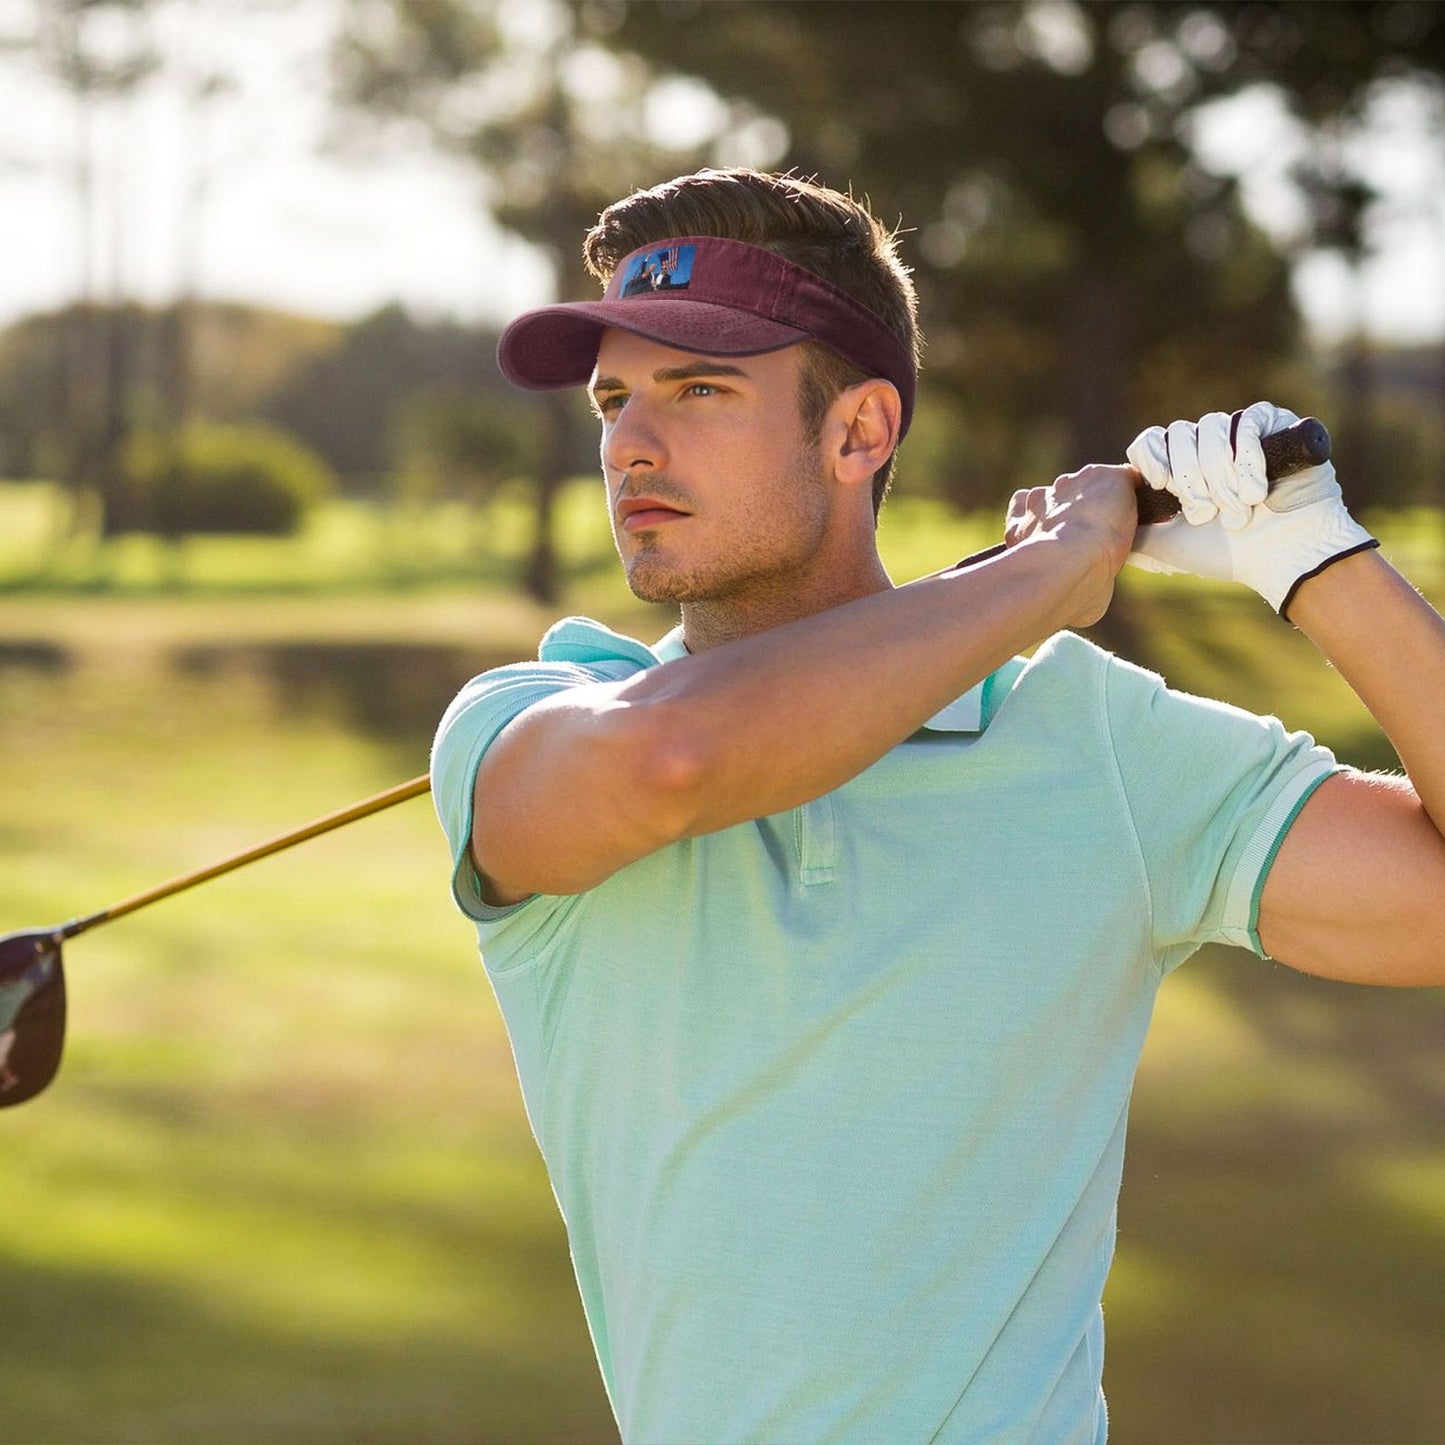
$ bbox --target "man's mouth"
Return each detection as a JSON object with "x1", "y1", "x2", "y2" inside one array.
[{"x1": 617, "y1": 498, "x2": 690, "y2": 532}]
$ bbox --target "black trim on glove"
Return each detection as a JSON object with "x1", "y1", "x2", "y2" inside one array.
[{"x1": 1280, "y1": 538, "x2": 1381, "y2": 621}]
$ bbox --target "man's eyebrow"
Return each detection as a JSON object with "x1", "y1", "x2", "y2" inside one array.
[
  {"x1": 652, "y1": 362, "x2": 750, "y2": 383},
  {"x1": 590, "y1": 361, "x2": 751, "y2": 396}
]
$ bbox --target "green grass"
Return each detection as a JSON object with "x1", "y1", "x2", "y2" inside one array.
[
  {"x1": 0, "y1": 480, "x2": 593, "y2": 596},
  {"x1": 1109, "y1": 953, "x2": 1445, "y2": 1442},
  {"x1": 1, "y1": 482, "x2": 1442, "y2": 1442}
]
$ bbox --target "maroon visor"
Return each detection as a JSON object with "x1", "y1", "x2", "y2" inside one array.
[{"x1": 497, "y1": 236, "x2": 916, "y2": 437}]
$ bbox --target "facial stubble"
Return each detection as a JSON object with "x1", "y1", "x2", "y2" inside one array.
[{"x1": 618, "y1": 438, "x2": 831, "y2": 608}]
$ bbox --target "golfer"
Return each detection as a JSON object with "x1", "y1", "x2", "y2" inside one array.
[{"x1": 431, "y1": 168, "x2": 1445, "y2": 1443}]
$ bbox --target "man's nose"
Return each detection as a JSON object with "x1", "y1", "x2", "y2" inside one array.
[{"x1": 601, "y1": 397, "x2": 667, "y2": 476}]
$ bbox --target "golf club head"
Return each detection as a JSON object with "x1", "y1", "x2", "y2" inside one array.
[{"x1": 0, "y1": 929, "x2": 66, "y2": 1107}]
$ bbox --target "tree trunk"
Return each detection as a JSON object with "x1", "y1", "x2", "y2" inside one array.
[
  {"x1": 97, "y1": 304, "x2": 136, "y2": 537},
  {"x1": 1334, "y1": 329, "x2": 1375, "y2": 514},
  {"x1": 524, "y1": 390, "x2": 572, "y2": 605}
]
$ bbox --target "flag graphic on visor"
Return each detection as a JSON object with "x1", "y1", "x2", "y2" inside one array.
[{"x1": 619, "y1": 244, "x2": 695, "y2": 297}]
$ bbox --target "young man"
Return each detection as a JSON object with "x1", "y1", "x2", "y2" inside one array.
[{"x1": 431, "y1": 168, "x2": 1445, "y2": 1442}]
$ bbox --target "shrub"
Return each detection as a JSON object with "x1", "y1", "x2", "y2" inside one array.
[{"x1": 127, "y1": 422, "x2": 333, "y2": 537}]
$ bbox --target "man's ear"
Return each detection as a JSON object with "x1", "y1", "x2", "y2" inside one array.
[{"x1": 830, "y1": 380, "x2": 901, "y2": 487}]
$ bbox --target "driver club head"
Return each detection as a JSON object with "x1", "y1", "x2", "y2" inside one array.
[
  {"x1": 0, "y1": 928, "x2": 67, "y2": 1107},
  {"x1": 0, "y1": 772, "x2": 430, "y2": 1114}
]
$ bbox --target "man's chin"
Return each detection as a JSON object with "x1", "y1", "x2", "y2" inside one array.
[
  {"x1": 625, "y1": 570, "x2": 691, "y2": 604},
  {"x1": 623, "y1": 553, "x2": 697, "y2": 604}
]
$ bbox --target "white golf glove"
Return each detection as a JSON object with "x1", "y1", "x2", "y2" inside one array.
[{"x1": 1125, "y1": 402, "x2": 1378, "y2": 615}]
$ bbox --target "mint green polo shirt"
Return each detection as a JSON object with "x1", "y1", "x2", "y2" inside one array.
[{"x1": 431, "y1": 617, "x2": 1337, "y2": 1444}]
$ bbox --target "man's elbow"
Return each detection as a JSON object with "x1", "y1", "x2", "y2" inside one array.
[
  {"x1": 1368, "y1": 914, "x2": 1445, "y2": 987},
  {"x1": 609, "y1": 694, "x2": 714, "y2": 844},
  {"x1": 1274, "y1": 909, "x2": 1445, "y2": 988},
  {"x1": 471, "y1": 694, "x2": 711, "y2": 899}
]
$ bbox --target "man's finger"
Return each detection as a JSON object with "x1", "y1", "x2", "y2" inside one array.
[
  {"x1": 1231, "y1": 403, "x2": 1278, "y2": 510},
  {"x1": 1165, "y1": 419, "x2": 1216, "y2": 526},
  {"x1": 1197, "y1": 410, "x2": 1251, "y2": 532},
  {"x1": 1004, "y1": 487, "x2": 1047, "y2": 546}
]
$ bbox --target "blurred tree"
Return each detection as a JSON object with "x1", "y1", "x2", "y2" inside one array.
[
  {"x1": 0, "y1": 0, "x2": 330, "y2": 538},
  {"x1": 146, "y1": 0, "x2": 253, "y2": 441},
  {"x1": 0, "y1": 310, "x2": 74, "y2": 483},
  {"x1": 393, "y1": 387, "x2": 540, "y2": 500},
  {"x1": 0, "y1": 300, "x2": 564, "y2": 531},
  {"x1": 6, "y1": 0, "x2": 161, "y2": 534},
  {"x1": 257, "y1": 303, "x2": 562, "y2": 495},
  {"x1": 330, "y1": 0, "x2": 713, "y2": 601},
  {"x1": 597, "y1": 1, "x2": 1287, "y2": 503},
  {"x1": 0, "y1": 301, "x2": 340, "y2": 501},
  {"x1": 1219, "y1": 0, "x2": 1445, "y2": 511},
  {"x1": 601, "y1": 0, "x2": 1445, "y2": 510}
]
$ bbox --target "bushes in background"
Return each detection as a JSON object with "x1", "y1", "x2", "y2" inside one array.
[{"x1": 126, "y1": 422, "x2": 333, "y2": 537}]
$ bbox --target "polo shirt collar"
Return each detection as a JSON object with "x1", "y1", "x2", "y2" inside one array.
[
  {"x1": 921, "y1": 686, "x2": 985, "y2": 733},
  {"x1": 653, "y1": 624, "x2": 688, "y2": 662}
]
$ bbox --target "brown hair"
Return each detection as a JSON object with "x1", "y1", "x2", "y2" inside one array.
[{"x1": 584, "y1": 168, "x2": 920, "y2": 516}]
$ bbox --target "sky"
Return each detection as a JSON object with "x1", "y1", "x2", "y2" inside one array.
[
  {"x1": 1190, "y1": 77, "x2": 1445, "y2": 347},
  {"x1": 0, "y1": 0, "x2": 556, "y2": 330},
  {"x1": 0, "y1": 0, "x2": 1441, "y2": 346}
]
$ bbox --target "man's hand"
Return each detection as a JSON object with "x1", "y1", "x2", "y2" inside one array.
[
  {"x1": 1125, "y1": 402, "x2": 1379, "y2": 616},
  {"x1": 1006, "y1": 464, "x2": 1138, "y2": 629}
]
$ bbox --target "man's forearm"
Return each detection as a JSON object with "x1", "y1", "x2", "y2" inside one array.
[
  {"x1": 614, "y1": 530, "x2": 1106, "y2": 840},
  {"x1": 1287, "y1": 548, "x2": 1445, "y2": 829}
]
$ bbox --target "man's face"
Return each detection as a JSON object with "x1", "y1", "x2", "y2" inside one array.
[{"x1": 589, "y1": 329, "x2": 831, "y2": 606}]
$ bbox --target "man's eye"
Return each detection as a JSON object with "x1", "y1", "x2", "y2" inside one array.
[
  {"x1": 596, "y1": 394, "x2": 626, "y2": 416},
  {"x1": 685, "y1": 383, "x2": 718, "y2": 398}
]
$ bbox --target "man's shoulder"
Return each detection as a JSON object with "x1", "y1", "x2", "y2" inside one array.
[
  {"x1": 1026, "y1": 628, "x2": 1118, "y2": 675},
  {"x1": 1024, "y1": 630, "x2": 1319, "y2": 768},
  {"x1": 432, "y1": 615, "x2": 682, "y2": 795},
  {"x1": 986, "y1": 630, "x2": 1121, "y2": 718},
  {"x1": 978, "y1": 630, "x2": 1244, "y2": 761},
  {"x1": 443, "y1": 616, "x2": 671, "y2": 716},
  {"x1": 428, "y1": 617, "x2": 680, "y2": 922}
]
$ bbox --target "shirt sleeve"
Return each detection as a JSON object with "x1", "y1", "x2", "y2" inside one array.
[
  {"x1": 430, "y1": 659, "x2": 614, "y2": 921},
  {"x1": 1100, "y1": 650, "x2": 1341, "y2": 966}
]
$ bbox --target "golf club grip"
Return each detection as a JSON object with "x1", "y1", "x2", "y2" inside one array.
[{"x1": 1134, "y1": 417, "x2": 1332, "y2": 525}]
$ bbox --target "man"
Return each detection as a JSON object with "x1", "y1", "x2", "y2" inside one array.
[{"x1": 431, "y1": 168, "x2": 1445, "y2": 1443}]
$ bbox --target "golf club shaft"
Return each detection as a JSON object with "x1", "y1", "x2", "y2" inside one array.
[{"x1": 59, "y1": 773, "x2": 432, "y2": 941}]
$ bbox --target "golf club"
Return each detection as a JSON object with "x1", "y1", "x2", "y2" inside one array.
[{"x1": 1, "y1": 773, "x2": 430, "y2": 1107}]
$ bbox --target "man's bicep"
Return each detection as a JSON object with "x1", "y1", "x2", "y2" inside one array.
[
  {"x1": 1258, "y1": 770, "x2": 1445, "y2": 985},
  {"x1": 471, "y1": 681, "x2": 695, "y2": 904}
]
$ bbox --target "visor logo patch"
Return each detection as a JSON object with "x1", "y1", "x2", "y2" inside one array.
[{"x1": 619, "y1": 244, "x2": 695, "y2": 297}]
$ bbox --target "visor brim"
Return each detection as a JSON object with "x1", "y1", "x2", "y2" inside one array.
[{"x1": 498, "y1": 300, "x2": 811, "y2": 390}]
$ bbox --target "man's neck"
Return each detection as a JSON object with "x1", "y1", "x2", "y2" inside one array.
[{"x1": 680, "y1": 552, "x2": 894, "y2": 653}]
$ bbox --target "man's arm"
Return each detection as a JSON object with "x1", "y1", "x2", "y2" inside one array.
[
  {"x1": 1257, "y1": 549, "x2": 1445, "y2": 985},
  {"x1": 1126, "y1": 404, "x2": 1445, "y2": 985},
  {"x1": 472, "y1": 469, "x2": 1135, "y2": 904}
]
